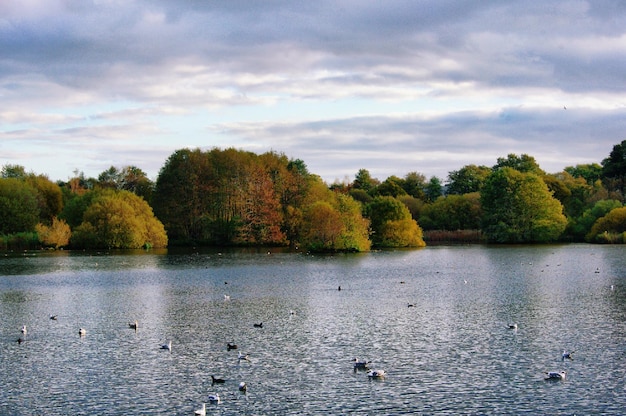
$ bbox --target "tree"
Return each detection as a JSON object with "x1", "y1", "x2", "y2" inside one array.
[
  {"x1": 1, "y1": 164, "x2": 27, "y2": 179},
  {"x1": 446, "y1": 164, "x2": 491, "y2": 195},
  {"x1": 402, "y1": 172, "x2": 427, "y2": 199},
  {"x1": 352, "y1": 169, "x2": 379, "y2": 193},
  {"x1": 366, "y1": 196, "x2": 425, "y2": 247},
  {"x1": 0, "y1": 178, "x2": 39, "y2": 234},
  {"x1": 420, "y1": 193, "x2": 482, "y2": 231},
  {"x1": 36, "y1": 217, "x2": 71, "y2": 249},
  {"x1": 481, "y1": 168, "x2": 567, "y2": 243},
  {"x1": 564, "y1": 163, "x2": 603, "y2": 185},
  {"x1": 493, "y1": 153, "x2": 545, "y2": 175},
  {"x1": 376, "y1": 176, "x2": 407, "y2": 198},
  {"x1": 601, "y1": 139, "x2": 626, "y2": 197},
  {"x1": 425, "y1": 176, "x2": 443, "y2": 202},
  {"x1": 586, "y1": 206, "x2": 626, "y2": 243},
  {"x1": 25, "y1": 175, "x2": 64, "y2": 224},
  {"x1": 72, "y1": 189, "x2": 167, "y2": 249}
]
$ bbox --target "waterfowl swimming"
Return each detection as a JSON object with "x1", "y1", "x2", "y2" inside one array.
[
  {"x1": 367, "y1": 369, "x2": 386, "y2": 378},
  {"x1": 21, "y1": 325, "x2": 27, "y2": 335},
  {"x1": 160, "y1": 340, "x2": 172, "y2": 351},
  {"x1": 352, "y1": 358, "x2": 371, "y2": 369},
  {"x1": 239, "y1": 382, "x2": 247, "y2": 392},
  {"x1": 238, "y1": 352, "x2": 250, "y2": 361},
  {"x1": 227, "y1": 343, "x2": 238, "y2": 350},
  {"x1": 253, "y1": 322, "x2": 263, "y2": 328},
  {"x1": 208, "y1": 393, "x2": 221, "y2": 404},
  {"x1": 211, "y1": 375, "x2": 225, "y2": 384},
  {"x1": 545, "y1": 371, "x2": 566, "y2": 381},
  {"x1": 508, "y1": 324, "x2": 518, "y2": 330},
  {"x1": 78, "y1": 328, "x2": 86, "y2": 336},
  {"x1": 128, "y1": 320, "x2": 138, "y2": 330},
  {"x1": 17, "y1": 337, "x2": 24, "y2": 344},
  {"x1": 194, "y1": 402, "x2": 206, "y2": 415},
  {"x1": 224, "y1": 295, "x2": 230, "y2": 301},
  {"x1": 562, "y1": 350, "x2": 575, "y2": 361},
  {"x1": 49, "y1": 315, "x2": 58, "y2": 320}
]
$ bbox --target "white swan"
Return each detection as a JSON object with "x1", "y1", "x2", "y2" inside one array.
[
  {"x1": 194, "y1": 403, "x2": 206, "y2": 416},
  {"x1": 160, "y1": 340, "x2": 172, "y2": 351},
  {"x1": 208, "y1": 393, "x2": 221, "y2": 404},
  {"x1": 545, "y1": 371, "x2": 566, "y2": 381},
  {"x1": 367, "y1": 369, "x2": 386, "y2": 378}
]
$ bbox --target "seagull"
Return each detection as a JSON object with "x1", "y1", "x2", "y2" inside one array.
[
  {"x1": 21, "y1": 325, "x2": 27, "y2": 335},
  {"x1": 562, "y1": 350, "x2": 575, "y2": 361},
  {"x1": 208, "y1": 393, "x2": 221, "y2": 404},
  {"x1": 508, "y1": 324, "x2": 518, "y2": 330},
  {"x1": 128, "y1": 320, "x2": 138, "y2": 330},
  {"x1": 224, "y1": 295, "x2": 230, "y2": 301},
  {"x1": 238, "y1": 352, "x2": 250, "y2": 362},
  {"x1": 160, "y1": 340, "x2": 172, "y2": 351},
  {"x1": 238, "y1": 382, "x2": 247, "y2": 392},
  {"x1": 545, "y1": 371, "x2": 566, "y2": 381},
  {"x1": 211, "y1": 375, "x2": 225, "y2": 385},
  {"x1": 227, "y1": 343, "x2": 238, "y2": 350},
  {"x1": 194, "y1": 403, "x2": 206, "y2": 416},
  {"x1": 253, "y1": 322, "x2": 263, "y2": 328},
  {"x1": 367, "y1": 369, "x2": 386, "y2": 378},
  {"x1": 78, "y1": 328, "x2": 86, "y2": 336},
  {"x1": 352, "y1": 358, "x2": 371, "y2": 370}
]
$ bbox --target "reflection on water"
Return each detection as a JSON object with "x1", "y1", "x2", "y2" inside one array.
[{"x1": 0, "y1": 245, "x2": 625, "y2": 415}]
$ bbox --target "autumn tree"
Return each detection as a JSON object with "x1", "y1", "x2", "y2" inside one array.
[
  {"x1": 586, "y1": 206, "x2": 626, "y2": 243},
  {"x1": 72, "y1": 189, "x2": 167, "y2": 249},
  {"x1": 481, "y1": 168, "x2": 567, "y2": 243},
  {"x1": 365, "y1": 196, "x2": 425, "y2": 247},
  {"x1": 36, "y1": 217, "x2": 71, "y2": 249},
  {"x1": 0, "y1": 178, "x2": 39, "y2": 234}
]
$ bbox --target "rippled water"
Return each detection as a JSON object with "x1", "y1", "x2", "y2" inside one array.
[{"x1": 1, "y1": 245, "x2": 625, "y2": 415}]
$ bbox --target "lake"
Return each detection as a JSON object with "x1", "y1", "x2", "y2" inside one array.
[{"x1": 1, "y1": 244, "x2": 625, "y2": 415}]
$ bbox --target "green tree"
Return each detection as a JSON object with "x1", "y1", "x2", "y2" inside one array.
[
  {"x1": 586, "y1": 206, "x2": 626, "y2": 243},
  {"x1": 564, "y1": 163, "x2": 603, "y2": 185},
  {"x1": 0, "y1": 178, "x2": 39, "y2": 234},
  {"x1": 352, "y1": 169, "x2": 379, "y2": 193},
  {"x1": 366, "y1": 196, "x2": 425, "y2": 247},
  {"x1": 376, "y1": 176, "x2": 407, "y2": 198},
  {"x1": 481, "y1": 168, "x2": 567, "y2": 243},
  {"x1": 446, "y1": 164, "x2": 491, "y2": 195},
  {"x1": 402, "y1": 172, "x2": 427, "y2": 199},
  {"x1": 493, "y1": 153, "x2": 545, "y2": 175},
  {"x1": 425, "y1": 176, "x2": 443, "y2": 202},
  {"x1": 601, "y1": 139, "x2": 626, "y2": 197},
  {"x1": 420, "y1": 193, "x2": 482, "y2": 231},
  {"x1": 25, "y1": 175, "x2": 64, "y2": 224},
  {"x1": 72, "y1": 189, "x2": 167, "y2": 249},
  {"x1": 1, "y1": 164, "x2": 27, "y2": 179}
]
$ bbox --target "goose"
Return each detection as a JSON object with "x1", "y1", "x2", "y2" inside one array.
[
  {"x1": 160, "y1": 340, "x2": 172, "y2": 351},
  {"x1": 211, "y1": 375, "x2": 225, "y2": 384},
  {"x1": 208, "y1": 393, "x2": 221, "y2": 404},
  {"x1": 562, "y1": 350, "x2": 575, "y2": 361},
  {"x1": 128, "y1": 320, "x2": 138, "y2": 330},
  {"x1": 545, "y1": 371, "x2": 566, "y2": 381},
  {"x1": 367, "y1": 369, "x2": 386, "y2": 378},
  {"x1": 238, "y1": 382, "x2": 247, "y2": 392},
  {"x1": 253, "y1": 322, "x2": 263, "y2": 328},
  {"x1": 194, "y1": 403, "x2": 206, "y2": 416},
  {"x1": 78, "y1": 328, "x2": 86, "y2": 336},
  {"x1": 238, "y1": 352, "x2": 250, "y2": 362},
  {"x1": 227, "y1": 343, "x2": 238, "y2": 350},
  {"x1": 352, "y1": 358, "x2": 371, "y2": 369}
]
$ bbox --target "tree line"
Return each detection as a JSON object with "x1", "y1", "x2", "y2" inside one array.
[{"x1": 1, "y1": 139, "x2": 625, "y2": 251}]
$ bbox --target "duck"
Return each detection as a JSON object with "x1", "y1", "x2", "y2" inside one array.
[
  {"x1": 545, "y1": 371, "x2": 566, "y2": 381},
  {"x1": 352, "y1": 358, "x2": 371, "y2": 370},
  {"x1": 49, "y1": 315, "x2": 58, "y2": 321},
  {"x1": 128, "y1": 320, "x2": 138, "y2": 330},
  {"x1": 194, "y1": 403, "x2": 206, "y2": 416},
  {"x1": 160, "y1": 340, "x2": 172, "y2": 351},
  {"x1": 227, "y1": 343, "x2": 238, "y2": 350},
  {"x1": 562, "y1": 350, "x2": 575, "y2": 361},
  {"x1": 508, "y1": 323, "x2": 518, "y2": 330},
  {"x1": 238, "y1": 382, "x2": 247, "y2": 392},
  {"x1": 238, "y1": 352, "x2": 250, "y2": 361},
  {"x1": 253, "y1": 322, "x2": 263, "y2": 328},
  {"x1": 211, "y1": 375, "x2": 225, "y2": 384},
  {"x1": 367, "y1": 369, "x2": 386, "y2": 378},
  {"x1": 208, "y1": 393, "x2": 221, "y2": 404},
  {"x1": 78, "y1": 328, "x2": 86, "y2": 336}
]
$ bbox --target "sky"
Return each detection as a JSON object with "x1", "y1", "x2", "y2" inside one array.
[{"x1": 2, "y1": 0, "x2": 626, "y2": 184}]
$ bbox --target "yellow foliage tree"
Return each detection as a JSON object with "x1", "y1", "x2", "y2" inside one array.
[{"x1": 35, "y1": 217, "x2": 71, "y2": 249}]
